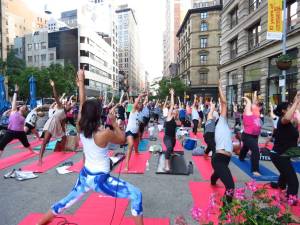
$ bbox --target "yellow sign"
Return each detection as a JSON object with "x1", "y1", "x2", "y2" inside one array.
[{"x1": 267, "y1": 0, "x2": 283, "y2": 40}]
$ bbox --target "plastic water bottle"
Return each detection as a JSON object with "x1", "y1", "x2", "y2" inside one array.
[{"x1": 146, "y1": 160, "x2": 150, "y2": 171}]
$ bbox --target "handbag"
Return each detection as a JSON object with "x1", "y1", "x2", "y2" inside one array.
[{"x1": 183, "y1": 138, "x2": 197, "y2": 151}]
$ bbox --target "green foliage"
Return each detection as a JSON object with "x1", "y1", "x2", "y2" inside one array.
[
  {"x1": 5, "y1": 50, "x2": 76, "y2": 100},
  {"x1": 276, "y1": 54, "x2": 293, "y2": 62},
  {"x1": 156, "y1": 77, "x2": 187, "y2": 100}
]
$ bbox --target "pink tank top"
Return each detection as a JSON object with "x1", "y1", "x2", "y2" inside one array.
[
  {"x1": 8, "y1": 111, "x2": 25, "y2": 131},
  {"x1": 243, "y1": 114, "x2": 261, "y2": 136}
]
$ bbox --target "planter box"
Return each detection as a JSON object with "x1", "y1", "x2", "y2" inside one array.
[{"x1": 276, "y1": 60, "x2": 292, "y2": 70}]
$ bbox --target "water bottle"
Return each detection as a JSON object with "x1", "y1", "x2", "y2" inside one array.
[{"x1": 146, "y1": 160, "x2": 150, "y2": 171}]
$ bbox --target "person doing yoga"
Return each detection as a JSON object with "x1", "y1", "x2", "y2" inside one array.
[
  {"x1": 38, "y1": 80, "x2": 66, "y2": 165},
  {"x1": 37, "y1": 70, "x2": 144, "y2": 225},
  {"x1": 239, "y1": 91, "x2": 262, "y2": 176},
  {"x1": 210, "y1": 82, "x2": 235, "y2": 204},
  {"x1": 0, "y1": 85, "x2": 34, "y2": 158},
  {"x1": 163, "y1": 89, "x2": 178, "y2": 172},
  {"x1": 269, "y1": 94, "x2": 300, "y2": 205}
]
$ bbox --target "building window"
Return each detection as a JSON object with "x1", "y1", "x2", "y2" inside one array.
[
  {"x1": 200, "y1": 54, "x2": 208, "y2": 64},
  {"x1": 41, "y1": 42, "x2": 47, "y2": 49},
  {"x1": 248, "y1": 23, "x2": 261, "y2": 50},
  {"x1": 41, "y1": 54, "x2": 46, "y2": 61},
  {"x1": 49, "y1": 53, "x2": 54, "y2": 61},
  {"x1": 200, "y1": 12, "x2": 208, "y2": 19},
  {"x1": 230, "y1": 7, "x2": 238, "y2": 29},
  {"x1": 199, "y1": 72, "x2": 208, "y2": 84},
  {"x1": 27, "y1": 44, "x2": 32, "y2": 51},
  {"x1": 80, "y1": 50, "x2": 89, "y2": 57},
  {"x1": 200, "y1": 37, "x2": 208, "y2": 48},
  {"x1": 230, "y1": 38, "x2": 238, "y2": 59},
  {"x1": 80, "y1": 36, "x2": 85, "y2": 43},
  {"x1": 288, "y1": 0, "x2": 298, "y2": 30},
  {"x1": 200, "y1": 22, "x2": 208, "y2": 31},
  {"x1": 28, "y1": 56, "x2": 33, "y2": 63},
  {"x1": 249, "y1": 0, "x2": 262, "y2": 13}
]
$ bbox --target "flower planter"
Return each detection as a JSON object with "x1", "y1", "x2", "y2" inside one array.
[{"x1": 276, "y1": 60, "x2": 292, "y2": 70}]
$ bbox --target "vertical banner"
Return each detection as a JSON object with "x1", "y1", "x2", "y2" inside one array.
[{"x1": 266, "y1": 0, "x2": 283, "y2": 40}]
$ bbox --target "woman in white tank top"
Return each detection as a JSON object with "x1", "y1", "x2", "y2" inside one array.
[
  {"x1": 124, "y1": 92, "x2": 147, "y2": 171},
  {"x1": 37, "y1": 70, "x2": 144, "y2": 225}
]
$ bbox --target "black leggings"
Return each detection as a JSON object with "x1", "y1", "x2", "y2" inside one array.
[
  {"x1": 270, "y1": 152, "x2": 299, "y2": 196},
  {"x1": 193, "y1": 119, "x2": 198, "y2": 134},
  {"x1": 163, "y1": 135, "x2": 176, "y2": 160},
  {"x1": 239, "y1": 133, "x2": 260, "y2": 172},
  {"x1": 211, "y1": 153, "x2": 235, "y2": 203},
  {"x1": 0, "y1": 130, "x2": 30, "y2": 151},
  {"x1": 204, "y1": 132, "x2": 215, "y2": 155},
  {"x1": 153, "y1": 114, "x2": 159, "y2": 122}
]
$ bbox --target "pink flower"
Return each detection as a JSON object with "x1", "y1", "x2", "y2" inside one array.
[
  {"x1": 225, "y1": 213, "x2": 233, "y2": 223},
  {"x1": 190, "y1": 206, "x2": 202, "y2": 221},
  {"x1": 288, "y1": 195, "x2": 298, "y2": 206},
  {"x1": 209, "y1": 193, "x2": 217, "y2": 208},
  {"x1": 246, "y1": 180, "x2": 258, "y2": 192},
  {"x1": 234, "y1": 187, "x2": 246, "y2": 200}
]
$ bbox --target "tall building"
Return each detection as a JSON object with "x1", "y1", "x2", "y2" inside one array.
[
  {"x1": 163, "y1": 0, "x2": 182, "y2": 77},
  {"x1": 191, "y1": 0, "x2": 220, "y2": 9},
  {"x1": 219, "y1": 0, "x2": 300, "y2": 113},
  {"x1": 1, "y1": 0, "x2": 47, "y2": 60},
  {"x1": 116, "y1": 5, "x2": 140, "y2": 96},
  {"x1": 177, "y1": 2, "x2": 222, "y2": 100}
]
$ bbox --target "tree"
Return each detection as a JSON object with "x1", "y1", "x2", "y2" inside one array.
[{"x1": 156, "y1": 77, "x2": 187, "y2": 100}]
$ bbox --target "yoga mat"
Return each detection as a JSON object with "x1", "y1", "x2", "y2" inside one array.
[
  {"x1": 120, "y1": 217, "x2": 170, "y2": 225},
  {"x1": 161, "y1": 138, "x2": 184, "y2": 152},
  {"x1": 18, "y1": 213, "x2": 75, "y2": 225},
  {"x1": 13, "y1": 139, "x2": 43, "y2": 150},
  {"x1": 231, "y1": 156, "x2": 278, "y2": 181},
  {"x1": 138, "y1": 139, "x2": 149, "y2": 152},
  {"x1": 156, "y1": 153, "x2": 189, "y2": 175},
  {"x1": 292, "y1": 161, "x2": 300, "y2": 173},
  {"x1": 113, "y1": 152, "x2": 151, "y2": 174},
  {"x1": 258, "y1": 143, "x2": 273, "y2": 150},
  {"x1": 142, "y1": 131, "x2": 149, "y2": 139},
  {"x1": 33, "y1": 140, "x2": 58, "y2": 151},
  {"x1": 75, "y1": 193, "x2": 129, "y2": 225},
  {"x1": 192, "y1": 156, "x2": 213, "y2": 180},
  {"x1": 21, "y1": 152, "x2": 76, "y2": 173},
  {"x1": 0, "y1": 151, "x2": 38, "y2": 170},
  {"x1": 189, "y1": 182, "x2": 224, "y2": 224}
]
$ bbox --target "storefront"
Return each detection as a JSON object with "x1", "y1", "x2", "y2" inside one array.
[
  {"x1": 267, "y1": 48, "x2": 298, "y2": 105},
  {"x1": 242, "y1": 62, "x2": 262, "y2": 99},
  {"x1": 226, "y1": 70, "x2": 238, "y2": 116}
]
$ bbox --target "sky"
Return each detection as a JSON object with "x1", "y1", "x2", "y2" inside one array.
[{"x1": 23, "y1": 0, "x2": 165, "y2": 81}]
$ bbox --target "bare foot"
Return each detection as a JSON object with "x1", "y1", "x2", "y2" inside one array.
[
  {"x1": 124, "y1": 165, "x2": 129, "y2": 172},
  {"x1": 252, "y1": 171, "x2": 261, "y2": 176}
]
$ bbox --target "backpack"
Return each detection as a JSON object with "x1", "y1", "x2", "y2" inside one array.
[{"x1": 183, "y1": 138, "x2": 197, "y2": 151}]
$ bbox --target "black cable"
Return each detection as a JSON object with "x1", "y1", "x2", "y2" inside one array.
[
  {"x1": 54, "y1": 216, "x2": 78, "y2": 225},
  {"x1": 109, "y1": 144, "x2": 126, "y2": 225}
]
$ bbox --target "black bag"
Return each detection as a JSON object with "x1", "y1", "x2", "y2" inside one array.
[
  {"x1": 183, "y1": 120, "x2": 191, "y2": 127},
  {"x1": 260, "y1": 147, "x2": 271, "y2": 161}
]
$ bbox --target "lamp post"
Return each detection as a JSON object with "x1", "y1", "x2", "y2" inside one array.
[{"x1": 280, "y1": 0, "x2": 287, "y2": 102}]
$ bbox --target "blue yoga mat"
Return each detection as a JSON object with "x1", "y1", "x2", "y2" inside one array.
[
  {"x1": 231, "y1": 156, "x2": 278, "y2": 181},
  {"x1": 292, "y1": 161, "x2": 300, "y2": 173},
  {"x1": 33, "y1": 140, "x2": 58, "y2": 151},
  {"x1": 138, "y1": 139, "x2": 149, "y2": 152}
]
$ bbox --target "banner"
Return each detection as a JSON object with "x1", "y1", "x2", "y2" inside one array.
[{"x1": 266, "y1": 0, "x2": 283, "y2": 40}]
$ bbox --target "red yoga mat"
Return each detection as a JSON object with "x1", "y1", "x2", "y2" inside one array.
[
  {"x1": 0, "y1": 151, "x2": 38, "y2": 170},
  {"x1": 189, "y1": 132, "x2": 204, "y2": 140},
  {"x1": 120, "y1": 217, "x2": 170, "y2": 225},
  {"x1": 192, "y1": 156, "x2": 214, "y2": 180},
  {"x1": 18, "y1": 213, "x2": 76, "y2": 225},
  {"x1": 113, "y1": 152, "x2": 151, "y2": 174},
  {"x1": 258, "y1": 143, "x2": 273, "y2": 150},
  {"x1": 21, "y1": 152, "x2": 76, "y2": 173},
  {"x1": 13, "y1": 139, "x2": 43, "y2": 150},
  {"x1": 189, "y1": 182, "x2": 224, "y2": 224},
  {"x1": 75, "y1": 193, "x2": 129, "y2": 225}
]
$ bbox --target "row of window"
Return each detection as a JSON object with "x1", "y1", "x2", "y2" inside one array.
[
  {"x1": 27, "y1": 53, "x2": 54, "y2": 63},
  {"x1": 27, "y1": 42, "x2": 47, "y2": 51}
]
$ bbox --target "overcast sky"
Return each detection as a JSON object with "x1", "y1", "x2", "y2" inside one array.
[{"x1": 23, "y1": 0, "x2": 165, "y2": 81}]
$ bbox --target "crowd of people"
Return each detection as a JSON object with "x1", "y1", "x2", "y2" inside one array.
[{"x1": 1, "y1": 69, "x2": 300, "y2": 224}]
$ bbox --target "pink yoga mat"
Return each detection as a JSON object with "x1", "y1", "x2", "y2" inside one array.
[
  {"x1": 21, "y1": 152, "x2": 76, "y2": 173},
  {"x1": 192, "y1": 156, "x2": 214, "y2": 180},
  {"x1": 121, "y1": 217, "x2": 170, "y2": 225},
  {"x1": 189, "y1": 132, "x2": 204, "y2": 140},
  {"x1": 142, "y1": 131, "x2": 149, "y2": 139},
  {"x1": 189, "y1": 182, "x2": 224, "y2": 224},
  {"x1": 113, "y1": 152, "x2": 151, "y2": 174},
  {"x1": 13, "y1": 139, "x2": 43, "y2": 150},
  {"x1": 18, "y1": 213, "x2": 75, "y2": 225},
  {"x1": 0, "y1": 151, "x2": 38, "y2": 170}
]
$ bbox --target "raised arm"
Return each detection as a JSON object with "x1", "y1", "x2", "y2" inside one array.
[
  {"x1": 49, "y1": 80, "x2": 63, "y2": 108},
  {"x1": 252, "y1": 91, "x2": 258, "y2": 105},
  {"x1": 177, "y1": 97, "x2": 181, "y2": 108},
  {"x1": 155, "y1": 99, "x2": 160, "y2": 108},
  {"x1": 59, "y1": 93, "x2": 66, "y2": 103},
  {"x1": 192, "y1": 94, "x2": 197, "y2": 108},
  {"x1": 107, "y1": 93, "x2": 114, "y2": 108},
  {"x1": 242, "y1": 96, "x2": 252, "y2": 116},
  {"x1": 133, "y1": 93, "x2": 146, "y2": 112},
  {"x1": 282, "y1": 94, "x2": 300, "y2": 124},
  {"x1": 218, "y1": 82, "x2": 227, "y2": 117},
  {"x1": 167, "y1": 89, "x2": 175, "y2": 119},
  {"x1": 143, "y1": 94, "x2": 148, "y2": 106},
  {"x1": 163, "y1": 96, "x2": 169, "y2": 109},
  {"x1": 76, "y1": 69, "x2": 86, "y2": 130},
  {"x1": 11, "y1": 84, "x2": 19, "y2": 112},
  {"x1": 119, "y1": 91, "x2": 125, "y2": 104},
  {"x1": 269, "y1": 102, "x2": 276, "y2": 119},
  {"x1": 207, "y1": 99, "x2": 215, "y2": 121}
]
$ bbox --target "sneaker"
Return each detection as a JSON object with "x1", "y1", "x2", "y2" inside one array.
[
  {"x1": 4, "y1": 169, "x2": 16, "y2": 179},
  {"x1": 252, "y1": 171, "x2": 261, "y2": 176}
]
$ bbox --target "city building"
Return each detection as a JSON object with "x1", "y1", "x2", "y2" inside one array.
[
  {"x1": 47, "y1": 18, "x2": 70, "y2": 32},
  {"x1": 60, "y1": 1, "x2": 119, "y2": 93},
  {"x1": 116, "y1": 5, "x2": 140, "y2": 96},
  {"x1": 14, "y1": 27, "x2": 115, "y2": 97},
  {"x1": 219, "y1": 0, "x2": 300, "y2": 112},
  {"x1": 177, "y1": 2, "x2": 222, "y2": 100},
  {"x1": 0, "y1": 0, "x2": 47, "y2": 60},
  {"x1": 192, "y1": 0, "x2": 221, "y2": 9}
]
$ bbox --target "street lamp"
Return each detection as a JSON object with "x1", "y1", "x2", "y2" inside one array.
[{"x1": 280, "y1": 0, "x2": 287, "y2": 102}]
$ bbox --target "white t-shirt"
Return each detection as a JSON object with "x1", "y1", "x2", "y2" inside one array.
[
  {"x1": 192, "y1": 108, "x2": 199, "y2": 120},
  {"x1": 163, "y1": 108, "x2": 168, "y2": 118},
  {"x1": 25, "y1": 109, "x2": 37, "y2": 126},
  {"x1": 215, "y1": 116, "x2": 233, "y2": 153}
]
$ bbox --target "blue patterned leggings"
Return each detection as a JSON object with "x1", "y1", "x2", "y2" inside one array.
[{"x1": 51, "y1": 167, "x2": 143, "y2": 216}]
